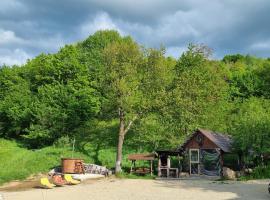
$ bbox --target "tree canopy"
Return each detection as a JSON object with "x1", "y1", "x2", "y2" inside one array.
[{"x1": 0, "y1": 30, "x2": 270, "y2": 168}]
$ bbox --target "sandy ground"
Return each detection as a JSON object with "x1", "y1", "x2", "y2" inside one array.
[{"x1": 0, "y1": 178, "x2": 269, "y2": 200}]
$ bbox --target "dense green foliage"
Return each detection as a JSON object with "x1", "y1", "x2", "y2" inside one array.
[{"x1": 0, "y1": 30, "x2": 270, "y2": 176}]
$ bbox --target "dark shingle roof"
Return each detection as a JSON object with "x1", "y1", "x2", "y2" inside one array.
[{"x1": 179, "y1": 128, "x2": 233, "y2": 153}]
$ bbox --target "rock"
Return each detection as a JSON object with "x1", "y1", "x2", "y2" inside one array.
[
  {"x1": 244, "y1": 168, "x2": 253, "y2": 174},
  {"x1": 179, "y1": 172, "x2": 189, "y2": 177},
  {"x1": 235, "y1": 171, "x2": 245, "y2": 178},
  {"x1": 222, "y1": 167, "x2": 236, "y2": 180}
]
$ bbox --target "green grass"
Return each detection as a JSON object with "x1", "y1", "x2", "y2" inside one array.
[
  {"x1": 0, "y1": 137, "x2": 158, "y2": 185},
  {"x1": 0, "y1": 139, "x2": 91, "y2": 185},
  {"x1": 237, "y1": 165, "x2": 270, "y2": 181},
  {"x1": 0, "y1": 139, "x2": 155, "y2": 185}
]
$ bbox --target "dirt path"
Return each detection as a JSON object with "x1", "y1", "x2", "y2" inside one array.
[{"x1": 1, "y1": 178, "x2": 269, "y2": 200}]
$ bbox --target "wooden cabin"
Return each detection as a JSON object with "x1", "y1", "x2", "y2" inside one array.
[
  {"x1": 179, "y1": 129, "x2": 232, "y2": 176},
  {"x1": 156, "y1": 129, "x2": 233, "y2": 178}
]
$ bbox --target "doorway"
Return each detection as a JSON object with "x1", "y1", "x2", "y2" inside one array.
[{"x1": 189, "y1": 149, "x2": 200, "y2": 174}]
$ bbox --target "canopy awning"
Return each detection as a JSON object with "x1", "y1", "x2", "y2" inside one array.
[{"x1": 128, "y1": 153, "x2": 156, "y2": 161}]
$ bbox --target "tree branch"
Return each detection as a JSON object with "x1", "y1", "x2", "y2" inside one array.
[{"x1": 124, "y1": 115, "x2": 138, "y2": 135}]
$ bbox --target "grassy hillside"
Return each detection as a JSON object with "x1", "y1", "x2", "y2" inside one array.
[
  {"x1": 0, "y1": 139, "x2": 146, "y2": 185},
  {"x1": 0, "y1": 139, "x2": 91, "y2": 185}
]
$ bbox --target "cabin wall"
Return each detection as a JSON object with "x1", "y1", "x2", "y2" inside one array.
[
  {"x1": 185, "y1": 132, "x2": 218, "y2": 149},
  {"x1": 184, "y1": 132, "x2": 222, "y2": 176}
]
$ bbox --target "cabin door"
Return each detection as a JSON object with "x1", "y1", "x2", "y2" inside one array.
[{"x1": 189, "y1": 149, "x2": 200, "y2": 175}]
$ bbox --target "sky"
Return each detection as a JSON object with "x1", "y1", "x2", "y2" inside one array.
[{"x1": 1, "y1": 0, "x2": 270, "y2": 66}]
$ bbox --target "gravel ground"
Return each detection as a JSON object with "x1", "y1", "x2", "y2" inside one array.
[{"x1": 1, "y1": 178, "x2": 269, "y2": 200}]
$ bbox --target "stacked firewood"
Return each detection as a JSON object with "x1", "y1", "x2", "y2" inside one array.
[{"x1": 83, "y1": 164, "x2": 111, "y2": 176}]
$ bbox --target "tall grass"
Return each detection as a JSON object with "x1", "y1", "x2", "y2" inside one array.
[
  {"x1": 0, "y1": 139, "x2": 152, "y2": 185},
  {"x1": 0, "y1": 139, "x2": 91, "y2": 185},
  {"x1": 250, "y1": 165, "x2": 270, "y2": 179},
  {"x1": 0, "y1": 138, "x2": 160, "y2": 185}
]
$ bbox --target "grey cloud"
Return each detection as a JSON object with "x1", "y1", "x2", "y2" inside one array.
[{"x1": 0, "y1": 0, "x2": 270, "y2": 65}]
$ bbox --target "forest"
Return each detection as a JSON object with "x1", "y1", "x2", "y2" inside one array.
[{"x1": 0, "y1": 30, "x2": 270, "y2": 177}]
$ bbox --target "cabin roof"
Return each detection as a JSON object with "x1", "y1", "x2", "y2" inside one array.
[
  {"x1": 179, "y1": 128, "x2": 233, "y2": 153},
  {"x1": 155, "y1": 150, "x2": 181, "y2": 156}
]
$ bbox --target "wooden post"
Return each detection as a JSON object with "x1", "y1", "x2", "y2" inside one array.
[
  {"x1": 130, "y1": 160, "x2": 134, "y2": 174},
  {"x1": 150, "y1": 160, "x2": 153, "y2": 176},
  {"x1": 167, "y1": 156, "x2": 170, "y2": 177},
  {"x1": 167, "y1": 156, "x2": 171, "y2": 168},
  {"x1": 178, "y1": 154, "x2": 181, "y2": 177},
  {"x1": 189, "y1": 149, "x2": 191, "y2": 175},
  {"x1": 220, "y1": 150, "x2": 224, "y2": 177},
  {"x1": 158, "y1": 156, "x2": 161, "y2": 177}
]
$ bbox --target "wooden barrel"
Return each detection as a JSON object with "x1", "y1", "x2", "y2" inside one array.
[{"x1": 61, "y1": 158, "x2": 84, "y2": 174}]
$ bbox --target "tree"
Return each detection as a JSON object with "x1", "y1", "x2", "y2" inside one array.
[
  {"x1": 256, "y1": 62, "x2": 270, "y2": 98},
  {"x1": 23, "y1": 82, "x2": 100, "y2": 147},
  {"x1": 168, "y1": 44, "x2": 229, "y2": 135},
  {"x1": 129, "y1": 48, "x2": 177, "y2": 150},
  {"x1": 0, "y1": 44, "x2": 101, "y2": 147},
  {"x1": 0, "y1": 66, "x2": 32, "y2": 138},
  {"x1": 101, "y1": 37, "x2": 143, "y2": 172},
  {"x1": 229, "y1": 97, "x2": 270, "y2": 165}
]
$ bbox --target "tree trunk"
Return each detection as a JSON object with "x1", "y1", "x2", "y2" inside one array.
[
  {"x1": 115, "y1": 108, "x2": 125, "y2": 173},
  {"x1": 115, "y1": 108, "x2": 137, "y2": 173}
]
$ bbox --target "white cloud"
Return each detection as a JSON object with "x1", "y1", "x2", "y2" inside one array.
[
  {"x1": 80, "y1": 12, "x2": 124, "y2": 38},
  {"x1": 0, "y1": 49, "x2": 31, "y2": 66},
  {"x1": 0, "y1": 28, "x2": 65, "y2": 64},
  {"x1": 0, "y1": 29, "x2": 25, "y2": 45}
]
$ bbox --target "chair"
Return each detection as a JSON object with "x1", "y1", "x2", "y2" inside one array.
[
  {"x1": 52, "y1": 174, "x2": 66, "y2": 186},
  {"x1": 64, "y1": 174, "x2": 81, "y2": 185},
  {"x1": 40, "y1": 178, "x2": 56, "y2": 189}
]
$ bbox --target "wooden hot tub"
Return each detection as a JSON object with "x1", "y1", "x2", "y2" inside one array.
[{"x1": 61, "y1": 158, "x2": 84, "y2": 174}]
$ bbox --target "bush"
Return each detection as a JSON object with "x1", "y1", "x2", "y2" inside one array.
[
  {"x1": 250, "y1": 165, "x2": 270, "y2": 179},
  {"x1": 53, "y1": 135, "x2": 72, "y2": 148}
]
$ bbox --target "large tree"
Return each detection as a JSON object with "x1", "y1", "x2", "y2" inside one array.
[
  {"x1": 229, "y1": 97, "x2": 270, "y2": 165},
  {"x1": 168, "y1": 44, "x2": 229, "y2": 135},
  {"x1": 102, "y1": 37, "x2": 143, "y2": 172},
  {"x1": 101, "y1": 38, "x2": 172, "y2": 172}
]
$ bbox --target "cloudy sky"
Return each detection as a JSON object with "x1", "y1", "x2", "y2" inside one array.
[{"x1": 0, "y1": 0, "x2": 270, "y2": 65}]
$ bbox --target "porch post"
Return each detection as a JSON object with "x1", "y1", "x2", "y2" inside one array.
[
  {"x1": 167, "y1": 156, "x2": 170, "y2": 177},
  {"x1": 167, "y1": 156, "x2": 171, "y2": 168},
  {"x1": 150, "y1": 160, "x2": 153, "y2": 176},
  {"x1": 220, "y1": 150, "x2": 224, "y2": 177},
  {"x1": 130, "y1": 160, "x2": 134, "y2": 174},
  {"x1": 158, "y1": 156, "x2": 161, "y2": 177},
  {"x1": 177, "y1": 154, "x2": 181, "y2": 178},
  {"x1": 189, "y1": 149, "x2": 191, "y2": 175}
]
